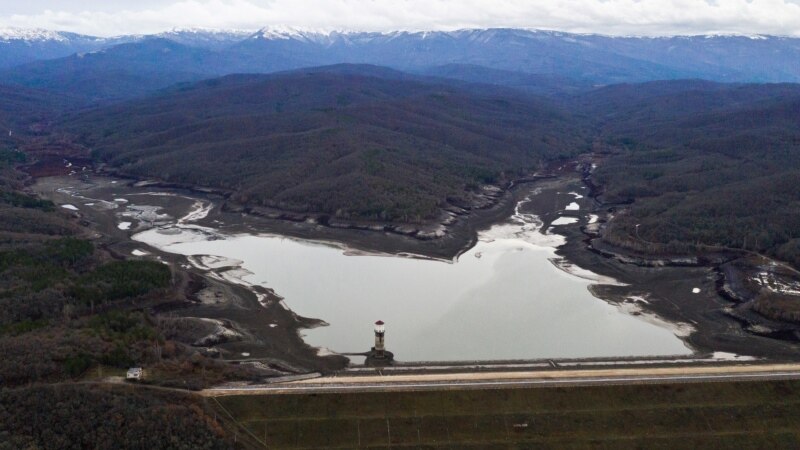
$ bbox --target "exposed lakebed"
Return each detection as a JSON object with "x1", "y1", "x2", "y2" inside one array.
[{"x1": 131, "y1": 188, "x2": 692, "y2": 362}]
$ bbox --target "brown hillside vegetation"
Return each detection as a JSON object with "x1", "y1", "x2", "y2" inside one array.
[{"x1": 66, "y1": 66, "x2": 587, "y2": 222}]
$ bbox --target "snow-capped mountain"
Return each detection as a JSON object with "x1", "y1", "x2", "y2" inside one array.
[
  {"x1": 0, "y1": 27, "x2": 72, "y2": 42},
  {"x1": 155, "y1": 28, "x2": 255, "y2": 50},
  {"x1": 0, "y1": 27, "x2": 138, "y2": 69},
  {"x1": 234, "y1": 28, "x2": 800, "y2": 83},
  {"x1": 1, "y1": 27, "x2": 799, "y2": 100},
  {"x1": 0, "y1": 27, "x2": 253, "y2": 69}
]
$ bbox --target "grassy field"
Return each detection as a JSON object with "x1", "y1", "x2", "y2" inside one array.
[{"x1": 213, "y1": 380, "x2": 800, "y2": 449}]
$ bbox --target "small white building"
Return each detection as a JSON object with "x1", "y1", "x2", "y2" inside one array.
[{"x1": 126, "y1": 367, "x2": 143, "y2": 380}]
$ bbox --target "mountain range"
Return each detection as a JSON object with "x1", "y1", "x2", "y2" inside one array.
[
  {"x1": 2, "y1": 25, "x2": 800, "y2": 261},
  {"x1": 1, "y1": 27, "x2": 800, "y2": 101}
]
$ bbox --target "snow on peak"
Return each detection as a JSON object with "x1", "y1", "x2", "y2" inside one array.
[
  {"x1": 162, "y1": 27, "x2": 253, "y2": 37},
  {"x1": 0, "y1": 27, "x2": 69, "y2": 42},
  {"x1": 256, "y1": 26, "x2": 338, "y2": 43}
]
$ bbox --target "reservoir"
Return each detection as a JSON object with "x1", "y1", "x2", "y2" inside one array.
[{"x1": 133, "y1": 194, "x2": 692, "y2": 362}]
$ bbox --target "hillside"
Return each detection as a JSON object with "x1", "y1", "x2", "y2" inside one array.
[
  {"x1": 420, "y1": 64, "x2": 592, "y2": 96},
  {"x1": 66, "y1": 66, "x2": 586, "y2": 222},
  {"x1": 0, "y1": 83, "x2": 88, "y2": 150},
  {"x1": 574, "y1": 82, "x2": 800, "y2": 265},
  {"x1": 0, "y1": 39, "x2": 233, "y2": 101}
]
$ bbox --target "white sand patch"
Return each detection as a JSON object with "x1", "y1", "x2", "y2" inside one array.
[
  {"x1": 712, "y1": 352, "x2": 757, "y2": 361},
  {"x1": 189, "y1": 255, "x2": 244, "y2": 270},
  {"x1": 84, "y1": 203, "x2": 95, "y2": 206},
  {"x1": 133, "y1": 226, "x2": 216, "y2": 248},
  {"x1": 616, "y1": 301, "x2": 696, "y2": 339},
  {"x1": 114, "y1": 198, "x2": 128, "y2": 203},
  {"x1": 220, "y1": 267, "x2": 255, "y2": 282},
  {"x1": 752, "y1": 271, "x2": 800, "y2": 295},
  {"x1": 269, "y1": 323, "x2": 278, "y2": 328},
  {"x1": 692, "y1": 288, "x2": 701, "y2": 294},
  {"x1": 316, "y1": 347, "x2": 337, "y2": 357},
  {"x1": 550, "y1": 216, "x2": 579, "y2": 226},
  {"x1": 588, "y1": 214, "x2": 599, "y2": 224},
  {"x1": 241, "y1": 352, "x2": 250, "y2": 357},
  {"x1": 482, "y1": 193, "x2": 627, "y2": 289},
  {"x1": 194, "y1": 318, "x2": 243, "y2": 341},
  {"x1": 568, "y1": 192, "x2": 584, "y2": 199},
  {"x1": 131, "y1": 249, "x2": 149, "y2": 256},
  {"x1": 565, "y1": 202, "x2": 580, "y2": 211},
  {"x1": 61, "y1": 204, "x2": 78, "y2": 210},
  {"x1": 551, "y1": 258, "x2": 626, "y2": 285},
  {"x1": 121, "y1": 205, "x2": 171, "y2": 223},
  {"x1": 478, "y1": 193, "x2": 566, "y2": 248},
  {"x1": 347, "y1": 355, "x2": 367, "y2": 365},
  {"x1": 117, "y1": 222, "x2": 132, "y2": 230},
  {"x1": 207, "y1": 266, "x2": 270, "y2": 307},
  {"x1": 481, "y1": 221, "x2": 566, "y2": 248},
  {"x1": 627, "y1": 295, "x2": 650, "y2": 304},
  {"x1": 94, "y1": 200, "x2": 119, "y2": 209},
  {"x1": 180, "y1": 200, "x2": 213, "y2": 224},
  {"x1": 134, "y1": 217, "x2": 272, "y2": 309}
]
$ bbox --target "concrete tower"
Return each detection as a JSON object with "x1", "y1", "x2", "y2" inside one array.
[{"x1": 374, "y1": 320, "x2": 385, "y2": 359}]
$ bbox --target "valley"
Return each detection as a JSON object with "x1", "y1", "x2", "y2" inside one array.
[
  {"x1": 2, "y1": 18, "x2": 800, "y2": 448},
  {"x1": 5, "y1": 63, "x2": 800, "y2": 383},
  {"x1": 31, "y1": 153, "x2": 800, "y2": 374}
]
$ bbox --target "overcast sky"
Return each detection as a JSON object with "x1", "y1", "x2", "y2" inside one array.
[{"x1": 1, "y1": 0, "x2": 800, "y2": 38}]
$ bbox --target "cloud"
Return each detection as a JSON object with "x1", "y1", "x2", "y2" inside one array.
[{"x1": 2, "y1": 0, "x2": 800, "y2": 37}]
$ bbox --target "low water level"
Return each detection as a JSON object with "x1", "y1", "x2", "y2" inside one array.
[{"x1": 134, "y1": 197, "x2": 691, "y2": 362}]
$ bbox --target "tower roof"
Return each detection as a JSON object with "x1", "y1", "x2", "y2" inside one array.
[{"x1": 375, "y1": 320, "x2": 384, "y2": 325}]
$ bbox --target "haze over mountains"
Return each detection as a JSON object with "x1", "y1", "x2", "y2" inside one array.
[{"x1": 2, "y1": 27, "x2": 800, "y2": 101}]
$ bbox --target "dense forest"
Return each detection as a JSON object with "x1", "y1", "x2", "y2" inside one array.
[
  {"x1": 0, "y1": 384, "x2": 230, "y2": 449},
  {"x1": 66, "y1": 66, "x2": 588, "y2": 222},
  {"x1": 60, "y1": 71, "x2": 800, "y2": 265},
  {"x1": 0, "y1": 139, "x2": 239, "y2": 443},
  {"x1": 63, "y1": 71, "x2": 800, "y2": 268},
  {"x1": 570, "y1": 82, "x2": 800, "y2": 265}
]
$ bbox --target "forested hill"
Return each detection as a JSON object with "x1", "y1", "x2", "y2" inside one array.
[
  {"x1": 66, "y1": 65, "x2": 587, "y2": 222},
  {"x1": 0, "y1": 39, "x2": 228, "y2": 102},
  {"x1": 0, "y1": 83, "x2": 82, "y2": 139},
  {"x1": 574, "y1": 81, "x2": 800, "y2": 266}
]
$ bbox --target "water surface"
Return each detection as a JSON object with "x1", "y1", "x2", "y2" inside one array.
[{"x1": 134, "y1": 197, "x2": 691, "y2": 361}]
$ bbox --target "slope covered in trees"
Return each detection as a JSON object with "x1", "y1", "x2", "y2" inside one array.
[
  {"x1": 573, "y1": 82, "x2": 800, "y2": 265},
  {"x1": 0, "y1": 39, "x2": 229, "y2": 102},
  {"x1": 67, "y1": 66, "x2": 587, "y2": 222},
  {"x1": 0, "y1": 385, "x2": 230, "y2": 449},
  {"x1": 0, "y1": 99, "x2": 239, "y2": 445}
]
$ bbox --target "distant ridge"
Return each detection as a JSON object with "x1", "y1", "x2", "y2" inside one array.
[{"x1": 1, "y1": 27, "x2": 799, "y2": 99}]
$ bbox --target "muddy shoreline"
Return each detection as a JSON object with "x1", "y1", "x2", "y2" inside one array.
[
  {"x1": 31, "y1": 165, "x2": 800, "y2": 376},
  {"x1": 552, "y1": 219, "x2": 800, "y2": 360},
  {"x1": 98, "y1": 164, "x2": 555, "y2": 261}
]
